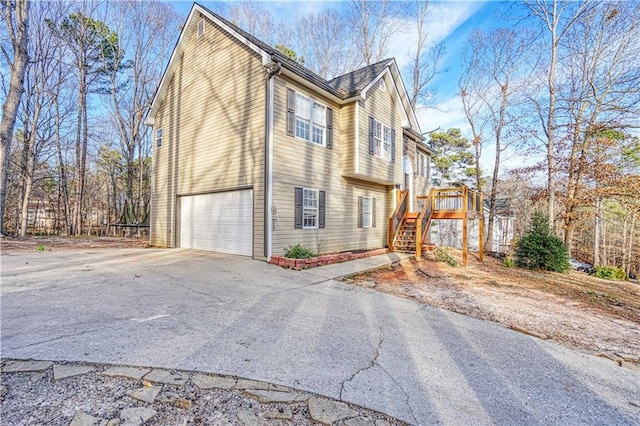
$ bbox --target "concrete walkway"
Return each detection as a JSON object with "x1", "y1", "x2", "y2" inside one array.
[{"x1": 1, "y1": 248, "x2": 639, "y2": 425}]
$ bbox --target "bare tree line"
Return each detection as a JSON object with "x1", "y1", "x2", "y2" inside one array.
[{"x1": 456, "y1": 0, "x2": 640, "y2": 275}]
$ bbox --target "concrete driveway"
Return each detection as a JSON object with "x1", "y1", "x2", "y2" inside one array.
[{"x1": 1, "y1": 248, "x2": 639, "y2": 425}]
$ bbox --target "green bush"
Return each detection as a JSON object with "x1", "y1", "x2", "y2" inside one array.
[
  {"x1": 284, "y1": 244, "x2": 315, "y2": 259},
  {"x1": 515, "y1": 211, "x2": 569, "y2": 272},
  {"x1": 593, "y1": 266, "x2": 626, "y2": 281},
  {"x1": 503, "y1": 257, "x2": 514, "y2": 268}
]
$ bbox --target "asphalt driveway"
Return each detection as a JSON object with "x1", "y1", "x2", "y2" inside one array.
[{"x1": 1, "y1": 248, "x2": 639, "y2": 425}]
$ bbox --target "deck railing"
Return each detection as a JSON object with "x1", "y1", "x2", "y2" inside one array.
[
  {"x1": 432, "y1": 187, "x2": 482, "y2": 217},
  {"x1": 388, "y1": 190, "x2": 408, "y2": 250}
]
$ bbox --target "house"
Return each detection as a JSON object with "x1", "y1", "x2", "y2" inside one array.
[{"x1": 145, "y1": 3, "x2": 435, "y2": 260}]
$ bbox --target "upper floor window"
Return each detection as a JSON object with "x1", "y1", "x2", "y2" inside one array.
[
  {"x1": 295, "y1": 93, "x2": 326, "y2": 146},
  {"x1": 372, "y1": 119, "x2": 392, "y2": 161},
  {"x1": 287, "y1": 89, "x2": 333, "y2": 149},
  {"x1": 156, "y1": 128, "x2": 163, "y2": 148}
]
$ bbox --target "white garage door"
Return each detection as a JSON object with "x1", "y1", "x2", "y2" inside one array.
[{"x1": 179, "y1": 190, "x2": 253, "y2": 256}]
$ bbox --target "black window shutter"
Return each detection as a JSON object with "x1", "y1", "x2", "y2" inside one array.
[
  {"x1": 369, "y1": 117, "x2": 375, "y2": 154},
  {"x1": 372, "y1": 198, "x2": 377, "y2": 227},
  {"x1": 391, "y1": 128, "x2": 396, "y2": 163},
  {"x1": 326, "y1": 108, "x2": 333, "y2": 149},
  {"x1": 319, "y1": 190, "x2": 326, "y2": 228},
  {"x1": 357, "y1": 196, "x2": 363, "y2": 228},
  {"x1": 294, "y1": 187, "x2": 303, "y2": 229},
  {"x1": 287, "y1": 89, "x2": 295, "y2": 137}
]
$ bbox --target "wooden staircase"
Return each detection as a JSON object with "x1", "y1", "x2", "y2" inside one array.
[
  {"x1": 388, "y1": 186, "x2": 484, "y2": 265},
  {"x1": 394, "y1": 213, "x2": 419, "y2": 253}
]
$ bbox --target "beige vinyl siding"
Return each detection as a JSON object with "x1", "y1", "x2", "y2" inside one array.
[
  {"x1": 340, "y1": 103, "x2": 356, "y2": 177},
  {"x1": 357, "y1": 73, "x2": 403, "y2": 185},
  {"x1": 271, "y1": 77, "x2": 392, "y2": 255},
  {"x1": 415, "y1": 147, "x2": 431, "y2": 199},
  {"x1": 150, "y1": 15, "x2": 266, "y2": 258}
]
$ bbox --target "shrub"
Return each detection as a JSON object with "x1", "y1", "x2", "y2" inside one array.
[
  {"x1": 284, "y1": 244, "x2": 314, "y2": 259},
  {"x1": 515, "y1": 211, "x2": 569, "y2": 272},
  {"x1": 504, "y1": 257, "x2": 514, "y2": 268},
  {"x1": 434, "y1": 248, "x2": 458, "y2": 267},
  {"x1": 37, "y1": 245, "x2": 45, "y2": 251},
  {"x1": 593, "y1": 266, "x2": 626, "y2": 281}
]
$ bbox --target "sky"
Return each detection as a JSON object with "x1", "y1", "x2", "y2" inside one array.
[{"x1": 167, "y1": 0, "x2": 530, "y2": 175}]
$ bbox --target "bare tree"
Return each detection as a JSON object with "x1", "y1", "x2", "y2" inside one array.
[
  {"x1": 348, "y1": 0, "x2": 407, "y2": 66},
  {"x1": 460, "y1": 28, "x2": 533, "y2": 254},
  {"x1": 102, "y1": 0, "x2": 179, "y2": 225},
  {"x1": 557, "y1": 1, "x2": 640, "y2": 255},
  {"x1": 294, "y1": 11, "x2": 355, "y2": 79},
  {"x1": 408, "y1": 0, "x2": 445, "y2": 109},
  {"x1": 226, "y1": 0, "x2": 276, "y2": 46},
  {"x1": 524, "y1": 0, "x2": 596, "y2": 232},
  {"x1": 0, "y1": 0, "x2": 28, "y2": 235}
]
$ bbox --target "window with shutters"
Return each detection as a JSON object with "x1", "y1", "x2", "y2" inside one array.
[
  {"x1": 295, "y1": 187, "x2": 325, "y2": 229},
  {"x1": 288, "y1": 90, "x2": 333, "y2": 148},
  {"x1": 358, "y1": 196, "x2": 376, "y2": 228},
  {"x1": 295, "y1": 93, "x2": 326, "y2": 145},
  {"x1": 303, "y1": 188, "x2": 318, "y2": 229},
  {"x1": 372, "y1": 119, "x2": 392, "y2": 161}
]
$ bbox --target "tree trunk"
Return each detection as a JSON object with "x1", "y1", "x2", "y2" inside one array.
[
  {"x1": 73, "y1": 64, "x2": 87, "y2": 235},
  {"x1": 0, "y1": 0, "x2": 29, "y2": 235}
]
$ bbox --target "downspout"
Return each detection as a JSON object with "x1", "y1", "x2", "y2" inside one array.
[{"x1": 264, "y1": 58, "x2": 281, "y2": 260}]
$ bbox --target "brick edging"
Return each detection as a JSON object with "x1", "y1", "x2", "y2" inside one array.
[{"x1": 269, "y1": 248, "x2": 389, "y2": 270}]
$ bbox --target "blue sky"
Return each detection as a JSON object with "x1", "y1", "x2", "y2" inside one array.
[{"x1": 168, "y1": 1, "x2": 525, "y2": 172}]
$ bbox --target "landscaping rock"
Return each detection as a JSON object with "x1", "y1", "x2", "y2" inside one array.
[
  {"x1": 126, "y1": 386, "x2": 161, "y2": 403},
  {"x1": 191, "y1": 373, "x2": 236, "y2": 389},
  {"x1": 143, "y1": 369, "x2": 187, "y2": 386},
  {"x1": 235, "y1": 378, "x2": 269, "y2": 390},
  {"x1": 120, "y1": 407, "x2": 156, "y2": 426},
  {"x1": 100, "y1": 367, "x2": 150, "y2": 380},
  {"x1": 69, "y1": 411, "x2": 108, "y2": 426},
  {"x1": 236, "y1": 410, "x2": 261, "y2": 426},
  {"x1": 308, "y1": 397, "x2": 359, "y2": 425},
  {"x1": 243, "y1": 389, "x2": 310, "y2": 403},
  {"x1": 53, "y1": 364, "x2": 94, "y2": 380},
  {"x1": 2, "y1": 360, "x2": 52, "y2": 372},
  {"x1": 264, "y1": 408, "x2": 293, "y2": 420},
  {"x1": 345, "y1": 417, "x2": 376, "y2": 426}
]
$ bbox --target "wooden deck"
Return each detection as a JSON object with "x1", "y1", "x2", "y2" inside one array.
[{"x1": 389, "y1": 186, "x2": 484, "y2": 265}]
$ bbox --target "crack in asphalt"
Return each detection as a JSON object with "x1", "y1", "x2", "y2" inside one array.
[
  {"x1": 339, "y1": 328, "x2": 384, "y2": 400},
  {"x1": 167, "y1": 275, "x2": 224, "y2": 303},
  {"x1": 338, "y1": 328, "x2": 418, "y2": 424},
  {"x1": 377, "y1": 362, "x2": 418, "y2": 425}
]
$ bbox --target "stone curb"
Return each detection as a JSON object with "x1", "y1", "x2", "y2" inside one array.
[{"x1": 1, "y1": 358, "x2": 405, "y2": 425}]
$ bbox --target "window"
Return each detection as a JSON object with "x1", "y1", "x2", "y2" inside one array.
[
  {"x1": 303, "y1": 188, "x2": 318, "y2": 229},
  {"x1": 358, "y1": 196, "x2": 376, "y2": 228},
  {"x1": 417, "y1": 152, "x2": 430, "y2": 178},
  {"x1": 197, "y1": 18, "x2": 205, "y2": 37},
  {"x1": 368, "y1": 117, "x2": 394, "y2": 161},
  {"x1": 294, "y1": 93, "x2": 325, "y2": 145},
  {"x1": 362, "y1": 197, "x2": 373, "y2": 228},
  {"x1": 156, "y1": 128, "x2": 163, "y2": 148},
  {"x1": 294, "y1": 187, "x2": 325, "y2": 229}
]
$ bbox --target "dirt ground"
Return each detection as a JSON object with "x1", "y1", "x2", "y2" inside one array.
[
  {"x1": 347, "y1": 249, "x2": 640, "y2": 359},
  {"x1": 0, "y1": 235, "x2": 148, "y2": 254}
]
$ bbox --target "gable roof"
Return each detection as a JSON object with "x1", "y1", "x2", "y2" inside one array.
[
  {"x1": 327, "y1": 59, "x2": 393, "y2": 98},
  {"x1": 147, "y1": 2, "x2": 422, "y2": 137}
]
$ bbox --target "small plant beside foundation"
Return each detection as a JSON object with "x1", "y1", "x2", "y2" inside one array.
[{"x1": 284, "y1": 244, "x2": 314, "y2": 259}]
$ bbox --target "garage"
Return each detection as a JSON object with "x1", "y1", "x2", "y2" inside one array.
[{"x1": 179, "y1": 190, "x2": 253, "y2": 256}]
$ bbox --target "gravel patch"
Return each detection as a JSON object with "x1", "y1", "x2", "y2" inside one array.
[{"x1": 0, "y1": 360, "x2": 406, "y2": 426}]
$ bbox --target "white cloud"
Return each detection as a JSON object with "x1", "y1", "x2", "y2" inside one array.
[{"x1": 387, "y1": 1, "x2": 487, "y2": 69}]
